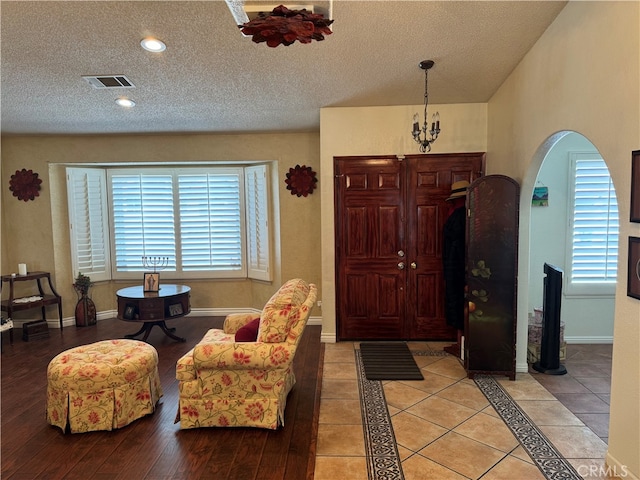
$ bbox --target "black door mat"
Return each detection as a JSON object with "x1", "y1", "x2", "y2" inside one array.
[{"x1": 359, "y1": 342, "x2": 424, "y2": 380}]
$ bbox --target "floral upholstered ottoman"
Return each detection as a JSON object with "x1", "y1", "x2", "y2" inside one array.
[{"x1": 46, "y1": 339, "x2": 163, "y2": 433}]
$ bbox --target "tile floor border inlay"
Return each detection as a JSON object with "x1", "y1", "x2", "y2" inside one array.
[
  {"x1": 412, "y1": 350, "x2": 450, "y2": 357},
  {"x1": 474, "y1": 374, "x2": 582, "y2": 480},
  {"x1": 355, "y1": 349, "x2": 405, "y2": 480},
  {"x1": 354, "y1": 346, "x2": 586, "y2": 480}
]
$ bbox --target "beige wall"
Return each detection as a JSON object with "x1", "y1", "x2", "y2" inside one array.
[
  {"x1": 488, "y1": 2, "x2": 639, "y2": 477},
  {"x1": 318, "y1": 2, "x2": 639, "y2": 476},
  {"x1": 1, "y1": 132, "x2": 322, "y2": 319}
]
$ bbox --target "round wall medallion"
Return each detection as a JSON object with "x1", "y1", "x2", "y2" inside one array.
[
  {"x1": 285, "y1": 164, "x2": 317, "y2": 197},
  {"x1": 9, "y1": 168, "x2": 42, "y2": 201}
]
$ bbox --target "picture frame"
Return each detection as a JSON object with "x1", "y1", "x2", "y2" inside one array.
[
  {"x1": 143, "y1": 272, "x2": 160, "y2": 292},
  {"x1": 627, "y1": 237, "x2": 640, "y2": 300},
  {"x1": 532, "y1": 186, "x2": 549, "y2": 207},
  {"x1": 168, "y1": 303, "x2": 183, "y2": 317},
  {"x1": 630, "y1": 150, "x2": 640, "y2": 222},
  {"x1": 123, "y1": 304, "x2": 136, "y2": 320}
]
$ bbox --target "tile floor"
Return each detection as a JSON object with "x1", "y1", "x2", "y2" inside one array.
[
  {"x1": 529, "y1": 344, "x2": 612, "y2": 444},
  {"x1": 314, "y1": 342, "x2": 613, "y2": 480}
]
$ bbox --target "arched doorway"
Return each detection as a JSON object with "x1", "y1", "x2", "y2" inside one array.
[{"x1": 518, "y1": 131, "x2": 617, "y2": 370}]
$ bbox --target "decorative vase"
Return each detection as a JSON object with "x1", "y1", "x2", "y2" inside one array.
[{"x1": 74, "y1": 290, "x2": 96, "y2": 327}]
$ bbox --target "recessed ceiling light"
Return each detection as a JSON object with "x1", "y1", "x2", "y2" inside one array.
[
  {"x1": 115, "y1": 97, "x2": 136, "y2": 108},
  {"x1": 140, "y1": 37, "x2": 166, "y2": 52}
]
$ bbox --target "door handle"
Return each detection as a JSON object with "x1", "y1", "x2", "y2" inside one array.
[
  {"x1": 410, "y1": 262, "x2": 417, "y2": 269},
  {"x1": 397, "y1": 262, "x2": 405, "y2": 270}
]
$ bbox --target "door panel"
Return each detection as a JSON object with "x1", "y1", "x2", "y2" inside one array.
[
  {"x1": 406, "y1": 154, "x2": 484, "y2": 338},
  {"x1": 415, "y1": 273, "x2": 438, "y2": 318},
  {"x1": 336, "y1": 156, "x2": 405, "y2": 339},
  {"x1": 335, "y1": 153, "x2": 485, "y2": 340},
  {"x1": 341, "y1": 272, "x2": 405, "y2": 338},
  {"x1": 345, "y1": 207, "x2": 366, "y2": 256},
  {"x1": 345, "y1": 274, "x2": 368, "y2": 317}
]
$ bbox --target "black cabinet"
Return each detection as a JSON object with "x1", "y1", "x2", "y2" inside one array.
[{"x1": 464, "y1": 175, "x2": 519, "y2": 380}]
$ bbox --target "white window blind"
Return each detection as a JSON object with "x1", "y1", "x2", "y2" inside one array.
[
  {"x1": 110, "y1": 171, "x2": 177, "y2": 271},
  {"x1": 178, "y1": 171, "x2": 244, "y2": 272},
  {"x1": 245, "y1": 164, "x2": 272, "y2": 280},
  {"x1": 66, "y1": 168, "x2": 111, "y2": 281},
  {"x1": 68, "y1": 164, "x2": 271, "y2": 281},
  {"x1": 569, "y1": 155, "x2": 618, "y2": 287}
]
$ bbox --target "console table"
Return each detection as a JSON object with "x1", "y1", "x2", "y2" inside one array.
[
  {"x1": 116, "y1": 284, "x2": 190, "y2": 342},
  {"x1": 1, "y1": 271, "x2": 63, "y2": 330},
  {"x1": 1, "y1": 318, "x2": 14, "y2": 351}
]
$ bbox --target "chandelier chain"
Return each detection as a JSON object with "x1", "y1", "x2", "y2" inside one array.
[
  {"x1": 411, "y1": 60, "x2": 440, "y2": 153},
  {"x1": 423, "y1": 68, "x2": 429, "y2": 128}
]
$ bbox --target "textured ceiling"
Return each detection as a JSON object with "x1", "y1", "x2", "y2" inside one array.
[{"x1": 0, "y1": 1, "x2": 567, "y2": 135}]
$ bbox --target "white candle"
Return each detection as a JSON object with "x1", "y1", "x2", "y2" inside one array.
[{"x1": 18, "y1": 264, "x2": 27, "y2": 275}]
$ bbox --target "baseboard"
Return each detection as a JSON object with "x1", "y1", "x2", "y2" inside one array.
[
  {"x1": 605, "y1": 451, "x2": 638, "y2": 480},
  {"x1": 188, "y1": 307, "x2": 259, "y2": 317},
  {"x1": 12, "y1": 316, "x2": 79, "y2": 329},
  {"x1": 321, "y1": 332, "x2": 336, "y2": 343},
  {"x1": 516, "y1": 336, "x2": 613, "y2": 372},
  {"x1": 35, "y1": 315, "x2": 611, "y2": 345},
  {"x1": 24, "y1": 308, "x2": 323, "y2": 329},
  {"x1": 564, "y1": 336, "x2": 613, "y2": 344}
]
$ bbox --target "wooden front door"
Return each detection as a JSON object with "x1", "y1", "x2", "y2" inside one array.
[{"x1": 335, "y1": 153, "x2": 484, "y2": 340}]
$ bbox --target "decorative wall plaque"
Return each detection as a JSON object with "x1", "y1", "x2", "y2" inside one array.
[
  {"x1": 9, "y1": 168, "x2": 42, "y2": 201},
  {"x1": 285, "y1": 164, "x2": 317, "y2": 197}
]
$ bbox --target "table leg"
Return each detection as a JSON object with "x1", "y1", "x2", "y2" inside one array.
[
  {"x1": 58, "y1": 301, "x2": 63, "y2": 332},
  {"x1": 125, "y1": 324, "x2": 149, "y2": 340},
  {"x1": 1, "y1": 328, "x2": 13, "y2": 352},
  {"x1": 125, "y1": 321, "x2": 185, "y2": 343},
  {"x1": 158, "y1": 321, "x2": 186, "y2": 342}
]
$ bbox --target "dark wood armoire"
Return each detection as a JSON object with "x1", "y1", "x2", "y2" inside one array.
[{"x1": 464, "y1": 175, "x2": 519, "y2": 380}]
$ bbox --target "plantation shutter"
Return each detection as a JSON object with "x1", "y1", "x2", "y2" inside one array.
[
  {"x1": 245, "y1": 164, "x2": 272, "y2": 280},
  {"x1": 177, "y1": 170, "x2": 244, "y2": 274},
  {"x1": 570, "y1": 155, "x2": 618, "y2": 284},
  {"x1": 110, "y1": 171, "x2": 177, "y2": 271},
  {"x1": 66, "y1": 167, "x2": 111, "y2": 281},
  {"x1": 70, "y1": 165, "x2": 267, "y2": 279}
]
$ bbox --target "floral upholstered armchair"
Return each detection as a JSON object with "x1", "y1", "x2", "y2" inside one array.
[{"x1": 175, "y1": 278, "x2": 317, "y2": 429}]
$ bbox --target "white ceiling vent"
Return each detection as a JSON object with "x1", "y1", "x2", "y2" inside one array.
[
  {"x1": 225, "y1": 1, "x2": 330, "y2": 26},
  {"x1": 244, "y1": 4, "x2": 325, "y2": 20},
  {"x1": 82, "y1": 75, "x2": 135, "y2": 89}
]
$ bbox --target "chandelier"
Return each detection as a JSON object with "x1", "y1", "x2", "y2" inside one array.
[{"x1": 411, "y1": 60, "x2": 440, "y2": 153}]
